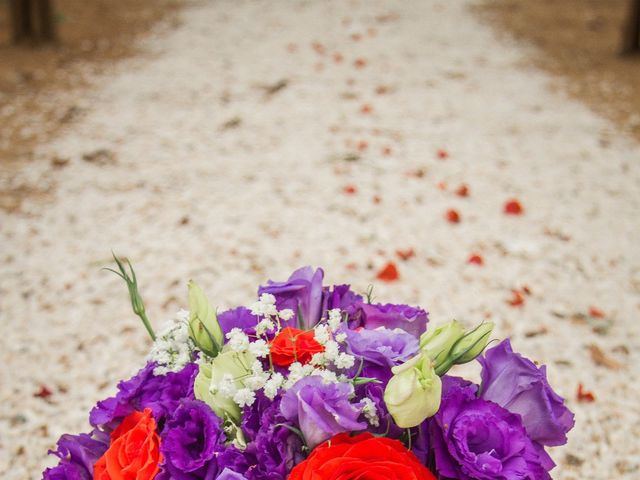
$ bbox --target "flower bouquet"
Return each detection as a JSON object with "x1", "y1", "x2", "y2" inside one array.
[{"x1": 43, "y1": 259, "x2": 574, "y2": 480}]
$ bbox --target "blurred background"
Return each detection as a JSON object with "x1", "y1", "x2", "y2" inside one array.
[{"x1": 1, "y1": 1, "x2": 639, "y2": 479}]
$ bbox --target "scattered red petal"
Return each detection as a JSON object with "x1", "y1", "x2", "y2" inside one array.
[
  {"x1": 351, "y1": 33, "x2": 363, "y2": 42},
  {"x1": 437, "y1": 149, "x2": 449, "y2": 160},
  {"x1": 360, "y1": 103, "x2": 373, "y2": 114},
  {"x1": 333, "y1": 52, "x2": 344, "y2": 63},
  {"x1": 34, "y1": 385, "x2": 53, "y2": 399},
  {"x1": 577, "y1": 383, "x2": 595, "y2": 402},
  {"x1": 382, "y1": 146, "x2": 392, "y2": 156},
  {"x1": 507, "y1": 290, "x2": 525, "y2": 307},
  {"x1": 455, "y1": 184, "x2": 469, "y2": 197},
  {"x1": 345, "y1": 262, "x2": 357, "y2": 271},
  {"x1": 504, "y1": 199, "x2": 524, "y2": 215},
  {"x1": 446, "y1": 209, "x2": 460, "y2": 223},
  {"x1": 377, "y1": 262, "x2": 399, "y2": 282},
  {"x1": 311, "y1": 41, "x2": 325, "y2": 55},
  {"x1": 396, "y1": 248, "x2": 415, "y2": 261},
  {"x1": 343, "y1": 185, "x2": 357, "y2": 194},
  {"x1": 286, "y1": 43, "x2": 298, "y2": 53},
  {"x1": 589, "y1": 306, "x2": 605, "y2": 318},
  {"x1": 372, "y1": 195, "x2": 382, "y2": 204},
  {"x1": 357, "y1": 140, "x2": 368, "y2": 152},
  {"x1": 354, "y1": 58, "x2": 367, "y2": 69},
  {"x1": 437, "y1": 181, "x2": 447, "y2": 191},
  {"x1": 367, "y1": 27, "x2": 377, "y2": 37},
  {"x1": 522, "y1": 285, "x2": 532, "y2": 295},
  {"x1": 375, "y1": 85, "x2": 389, "y2": 95},
  {"x1": 468, "y1": 254, "x2": 484, "y2": 266}
]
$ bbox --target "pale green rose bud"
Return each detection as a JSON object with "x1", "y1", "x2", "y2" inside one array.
[
  {"x1": 420, "y1": 320, "x2": 465, "y2": 367},
  {"x1": 188, "y1": 280, "x2": 224, "y2": 357},
  {"x1": 383, "y1": 352, "x2": 442, "y2": 428},
  {"x1": 194, "y1": 347, "x2": 255, "y2": 424},
  {"x1": 450, "y1": 322, "x2": 494, "y2": 365}
]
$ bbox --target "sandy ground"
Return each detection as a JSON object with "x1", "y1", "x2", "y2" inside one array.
[{"x1": 1, "y1": 0, "x2": 639, "y2": 478}]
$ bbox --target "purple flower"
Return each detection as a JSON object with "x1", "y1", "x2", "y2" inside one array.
[
  {"x1": 218, "y1": 307, "x2": 258, "y2": 335},
  {"x1": 241, "y1": 392, "x2": 304, "y2": 480},
  {"x1": 160, "y1": 399, "x2": 226, "y2": 476},
  {"x1": 346, "y1": 327, "x2": 419, "y2": 369},
  {"x1": 359, "y1": 303, "x2": 428, "y2": 337},
  {"x1": 322, "y1": 284, "x2": 364, "y2": 319},
  {"x1": 43, "y1": 430, "x2": 108, "y2": 480},
  {"x1": 90, "y1": 362, "x2": 197, "y2": 430},
  {"x1": 280, "y1": 376, "x2": 366, "y2": 448},
  {"x1": 354, "y1": 381, "x2": 403, "y2": 438},
  {"x1": 430, "y1": 377, "x2": 554, "y2": 480},
  {"x1": 258, "y1": 267, "x2": 324, "y2": 329},
  {"x1": 478, "y1": 340, "x2": 575, "y2": 447}
]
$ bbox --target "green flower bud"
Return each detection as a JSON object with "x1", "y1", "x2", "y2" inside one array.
[
  {"x1": 383, "y1": 352, "x2": 442, "y2": 428},
  {"x1": 194, "y1": 347, "x2": 255, "y2": 424},
  {"x1": 188, "y1": 280, "x2": 224, "y2": 357},
  {"x1": 420, "y1": 320, "x2": 465, "y2": 367},
  {"x1": 450, "y1": 322, "x2": 494, "y2": 365}
]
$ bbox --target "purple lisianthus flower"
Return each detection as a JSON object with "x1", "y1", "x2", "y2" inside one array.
[
  {"x1": 359, "y1": 303, "x2": 428, "y2": 337},
  {"x1": 43, "y1": 430, "x2": 108, "y2": 480},
  {"x1": 280, "y1": 376, "x2": 367, "y2": 448},
  {"x1": 218, "y1": 306, "x2": 258, "y2": 335},
  {"x1": 90, "y1": 362, "x2": 197, "y2": 430},
  {"x1": 346, "y1": 327, "x2": 418, "y2": 369},
  {"x1": 258, "y1": 266, "x2": 324, "y2": 329},
  {"x1": 430, "y1": 377, "x2": 554, "y2": 480},
  {"x1": 160, "y1": 399, "x2": 226, "y2": 477},
  {"x1": 478, "y1": 339, "x2": 575, "y2": 447},
  {"x1": 322, "y1": 284, "x2": 364, "y2": 319},
  {"x1": 241, "y1": 392, "x2": 304, "y2": 480}
]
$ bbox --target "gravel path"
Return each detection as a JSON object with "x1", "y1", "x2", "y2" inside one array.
[{"x1": 1, "y1": 1, "x2": 639, "y2": 478}]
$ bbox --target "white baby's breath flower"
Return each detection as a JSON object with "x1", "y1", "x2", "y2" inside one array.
[
  {"x1": 148, "y1": 314, "x2": 193, "y2": 375},
  {"x1": 323, "y1": 340, "x2": 340, "y2": 361},
  {"x1": 264, "y1": 372, "x2": 285, "y2": 399},
  {"x1": 218, "y1": 373, "x2": 238, "y2": 398},
  {"x1": 335, "y1": 332, "x2": 347, "y2": 343},
  {"x1": 278, "y1": 309, "x2": 294, "y2": 321},
  {"x1": 233, "y1": 388, "x2": 256, "y2": 408},
  {"x1": 313, "y1": 324, "x2": 331, "y2": 345},
  {"x1": 256, "y1": 318, "x2": 275, "y2": 335},
  {"x1": 316, "y1": 369, "x2": 339, "y2": 384},
  {"x1": 334, "y1": 352, "x2": 355, "y2": 369},
  {"x1": 226, "y1": 328, "x2": 250, "y2": 352},
  {"x1": 259, "y1": 293, "x2": 276, "y2": 305},
  {"x1": 310, "y1": 352, "x2": 327, "y2": 366},
  {"x1": 361, "y1": 398, "x2": 380, "y2": 427},
  {"x1": 328, "y1": 309, "x2": 342, "y2": 330},
  {"x1": 248, "y1": 339, "x2": 270, "y2": 358},
  {"x1": 176, "y1": 309, "x2": 190, "y2": 322}
]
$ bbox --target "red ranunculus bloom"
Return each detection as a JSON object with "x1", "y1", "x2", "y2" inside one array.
[
  {"x1": 93, "y1": 408, "x2": 162, "y2": 480},
  {"x1": 288, "y1": 432, "x2": 436, "y2": 480},
  {"x1": 270, "y1": 326, "x2": 324, "y2": 367}
]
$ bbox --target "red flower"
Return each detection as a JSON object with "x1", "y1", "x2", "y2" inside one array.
[
  {"x1": 445, "y1": 209, "x2": 460, "y2": 223},
  {"x1": 93, "y1": 408, "x2": 161, "y2": 480},
  {"x1": 504, "y1": 199, "x2": 523, "y2": 215},
  {"x1": 288, "y1": 432, "x2": 436, "y2": 480},
  {"x1": 376, "y1": 262, "x2": 399, "y2": 282},
  {"x1": 270, "y1": 327, "x2": 324, "y2": 367}
]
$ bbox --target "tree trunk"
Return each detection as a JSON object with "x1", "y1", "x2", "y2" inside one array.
[
  {"x1": 622, "y1": 0, "x2": 640, "y2": 54},
  {"x1": 9, "y1": 0, "x2": 57, "y2": 44}
]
